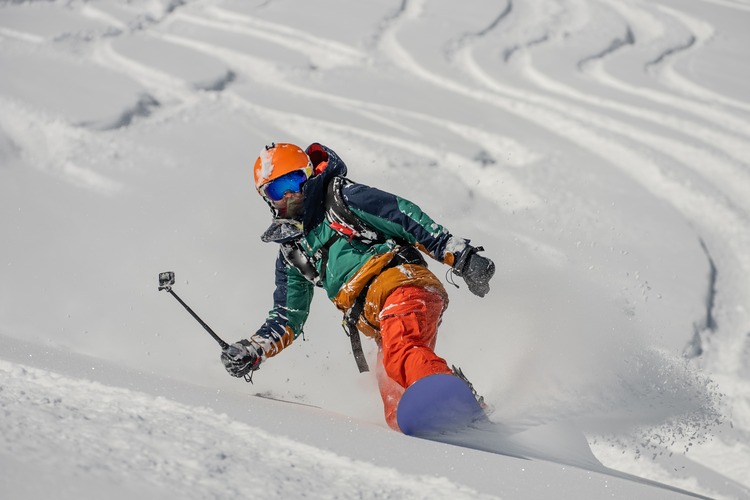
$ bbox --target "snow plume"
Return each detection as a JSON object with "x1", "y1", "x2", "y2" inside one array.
[
  {"x1": 463, "y1": 265, "x2": 722, "y2": 445},
  {"x1": 588, "y1": 349, "x2": 724, "y2": 460}
]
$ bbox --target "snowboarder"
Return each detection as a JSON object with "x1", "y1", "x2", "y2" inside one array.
[{"x1": 220, "y1": 142, "x2": 495, "y2": 430}]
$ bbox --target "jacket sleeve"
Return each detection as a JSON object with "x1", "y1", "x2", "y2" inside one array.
[
  {"x1": 251, "y1": 251, "x2": 314, "y2": 359},
  {"x1": 341, "y1": 183, "x2": 471, "y2": 267}
]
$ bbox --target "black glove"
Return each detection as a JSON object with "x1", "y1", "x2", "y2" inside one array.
[
  {"x1": 221, "y1": 339, "x2": 263, "y2": 378},
  {"x1": 454, "y1": 246, "x2": 495, "y2": 297}
]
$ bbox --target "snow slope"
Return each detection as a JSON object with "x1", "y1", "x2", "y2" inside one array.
[
  {"x1": 1, "y1": 0, "x2": 750, "y2": 498},
  {"x1": 3, "y1": 334, "x2": 714, "y2": 500}
]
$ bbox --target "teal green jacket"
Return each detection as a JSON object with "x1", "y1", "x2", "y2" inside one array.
[{"x1": 251, "y1": 143, "x2": 471, "y2": 358}]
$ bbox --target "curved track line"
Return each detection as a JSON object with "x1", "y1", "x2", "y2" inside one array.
[
  {"x1": 205, "y1": 5, "x2": 364, "y2": 60},
  {"x1": 696, "y1": 0, "x2": 750, "y2": 11},
  {"x1": 0, "y1": 27, "x2": 46, "y2": 44},
  {"x1": 92, "y1": 39, "x2": 196, "y2": 104},
  {"x1": 169, "y1": 7, "x2": 365, "y2": 70}
]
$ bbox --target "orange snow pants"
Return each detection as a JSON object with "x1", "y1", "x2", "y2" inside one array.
[{"x1": 376, "y1": 285, "x2": 453, "y2": 431}]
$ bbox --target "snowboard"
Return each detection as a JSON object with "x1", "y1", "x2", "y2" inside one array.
[{"x1": 396, "y1": 373, "x2": 488, "y2": 436}]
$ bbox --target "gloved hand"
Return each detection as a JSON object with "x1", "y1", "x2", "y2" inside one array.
[
  {"x1": 454, "y1": 246, "x2": 495, "y2": 297},
  {"x1": 221, "y1": 339, "x2": 263, "y2": 378}
]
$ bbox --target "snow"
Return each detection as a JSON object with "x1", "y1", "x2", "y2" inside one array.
[
  {"x1": 1, "y1": 358, "x2": 493, "y2": 500},
  {"x1": 1, "y1": 0, "x2": 749, "y2": 498}
]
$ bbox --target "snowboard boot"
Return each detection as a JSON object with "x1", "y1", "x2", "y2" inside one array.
[{"x1": 452, "y1": 365, "x2": 495, "y2": 417}]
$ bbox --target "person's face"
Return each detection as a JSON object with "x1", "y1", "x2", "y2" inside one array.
[
  {"x1": 271, "y1": 190, "x2": 305, "y2": 219},
  {"x1": 261, "y1": 169, "x2": 308, "y2": 219}
]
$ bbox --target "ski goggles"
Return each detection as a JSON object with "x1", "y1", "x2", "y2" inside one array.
[{"x1": 261, "y1": 169, "x2": 310, "y2": 201}]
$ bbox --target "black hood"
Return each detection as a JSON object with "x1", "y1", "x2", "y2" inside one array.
[{"x1": 300, "y1": 143, "x2": 348, "y2": 232}]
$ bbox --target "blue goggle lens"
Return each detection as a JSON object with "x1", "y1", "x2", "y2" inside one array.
[{"x1": 263, "y1": 170, "x2": 309, "y2": 201}]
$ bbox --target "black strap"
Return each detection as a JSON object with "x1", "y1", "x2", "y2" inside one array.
[
  {"x1": 325, "y1": 177, "x2": 384, "y2": 244},
  {"x1": 341, "y1": 246, "x2": 427, "y2": 373},
  {"x1": 280, "y1": 240, "x2": 321, "y2": 285},
  {"x1": 343, "y1": 274, "x2": 373, "y2": 373},
  {"x1": 344, "y1": 315, "x2": 370, "y2": 373},
  {"x1": 314, "y1": 235, "x2": 338, "y2": 286}
]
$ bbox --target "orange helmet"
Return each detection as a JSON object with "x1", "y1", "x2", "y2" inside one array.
[{"x1": 253, "y1": 143, "x2": 313, "y2": 193}]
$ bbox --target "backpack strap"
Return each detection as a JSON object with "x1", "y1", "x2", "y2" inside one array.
[
  {"x1": 325, "y1": 177, "x2": 384, "y2": 244},
  {"x1": 280, "y1": 240, "x2": 322, "y2": 286},
  {"x1": 343, "y1": 304, "x2": 370, "y2": 373}
]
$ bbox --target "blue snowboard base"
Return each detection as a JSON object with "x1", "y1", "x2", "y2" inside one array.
[{"x1": 397, "y1": 374, "x2": 487, "y2": 436}]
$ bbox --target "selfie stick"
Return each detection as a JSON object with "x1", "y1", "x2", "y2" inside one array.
[{"x1": 158, "y1": 271, "x2": 229, "y2": 350}]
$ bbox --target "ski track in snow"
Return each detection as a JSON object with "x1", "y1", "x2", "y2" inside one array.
[{"x1": 1, "y1": 0, "x2": 750, "y2": 498}]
